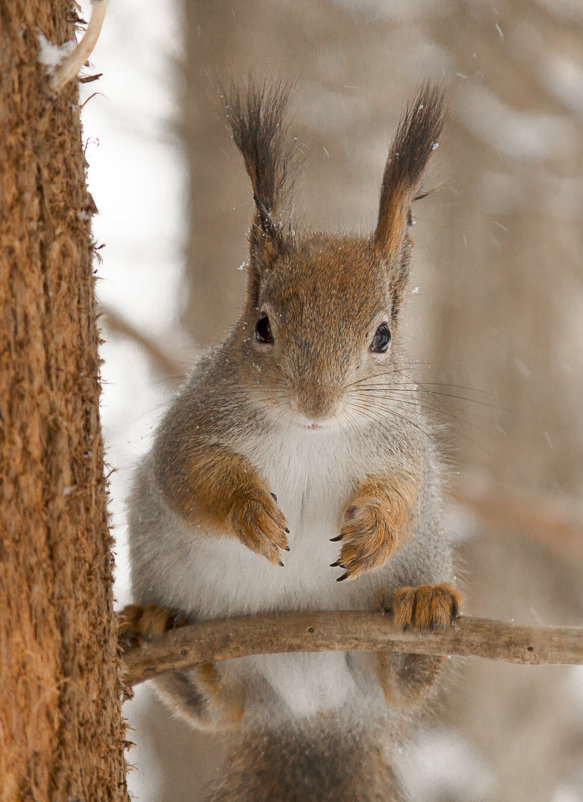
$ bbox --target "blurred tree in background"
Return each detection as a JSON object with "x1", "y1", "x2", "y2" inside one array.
[{"x1": 122, "y1": 1, "x2": 583, "y2": 799}]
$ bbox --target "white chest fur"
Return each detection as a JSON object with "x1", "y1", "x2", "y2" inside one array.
[
  {"x1": 173, "y1": 426, "x2": 368, "y2": 617},
  {"x1": 166, "y1": 425, "x2": 382, "y2": 718}
]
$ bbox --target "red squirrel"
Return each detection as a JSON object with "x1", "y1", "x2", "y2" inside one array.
[{"x1": 124, "y1": 81, "x2": 461, "y2": 800}]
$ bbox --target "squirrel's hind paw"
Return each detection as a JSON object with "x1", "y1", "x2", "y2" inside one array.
[
  {"x1": 378, "y1": 583, "x2": 462, "y2": 632},
  {"x1": 117, "y1": 603, "x2": 188, "y2": 648}
]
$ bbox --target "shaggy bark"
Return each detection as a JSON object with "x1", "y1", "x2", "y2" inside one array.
[{"x1": 0, "y1": 2, "x2": 128, "y2": 799}]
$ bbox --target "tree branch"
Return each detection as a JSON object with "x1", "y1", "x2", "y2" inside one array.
[
  {"x1": 52, "y1": 0, "x2": 108, "y2": 92},
  {"x1": 99, "y1": 305, "x2": 186, "y2": 382},
  {"x1": 454, "y1": 486, "x2": 583, "y2": 556},
  {"x1": 120, "y1": 611, "x2": 583, "y2": 687}
]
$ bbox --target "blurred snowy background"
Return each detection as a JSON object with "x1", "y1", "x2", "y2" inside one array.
[{"x1": 78, "y1": 0, "x2": 583, "y2": 799}]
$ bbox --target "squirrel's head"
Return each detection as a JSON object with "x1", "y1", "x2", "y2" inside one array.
[{"x1": 224, "y1": 81, "x2": 445, "y2": 430}]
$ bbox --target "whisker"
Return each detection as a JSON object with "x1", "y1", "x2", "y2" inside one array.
[
  {"x1": 348, "y1": 389, "x2": 501, "y2": 424},
  {"x1": 349, "y1": 383, "x2": 506, "y2": 413},
  {"x1": 391, "y1": 367, "x2": 507, "y2": 409},
  {"x1": 349, "y1": 393, "x2": 491, "y2": 437},
  {"x1": 349, "y1": 367, "x2": 500, "y2": 400},
  {"x1": 349, "y1": 399, "x2": 432, "y2": 440}
]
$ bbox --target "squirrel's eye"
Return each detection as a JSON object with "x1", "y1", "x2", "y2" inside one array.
[
  {"x1": 255, "y1": 313, "x2": 274, "y2": 344},
  {"x1": 370, "y1": 322, "x2": 391, "y2": 353}
]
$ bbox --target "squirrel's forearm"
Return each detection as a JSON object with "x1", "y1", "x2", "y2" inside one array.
[{"x1": 154, "y1": 443, "x2": 265, "y2": 532}]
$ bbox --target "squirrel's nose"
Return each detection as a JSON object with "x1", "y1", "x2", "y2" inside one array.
[{"x1": 295, "y1": 385, "x2": 339, "y2": 421}]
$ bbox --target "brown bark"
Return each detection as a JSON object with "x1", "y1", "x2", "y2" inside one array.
[
  {"x1": 0, "y1": 3, "x2": 128, "y2": 799},
  {"x1": 122, "y1": 612, "x2": 583, "y2": 687}
]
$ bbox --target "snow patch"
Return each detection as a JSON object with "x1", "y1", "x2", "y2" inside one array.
[{"x1": 37, "y1": 32, "x2": 75, "y2": 70}]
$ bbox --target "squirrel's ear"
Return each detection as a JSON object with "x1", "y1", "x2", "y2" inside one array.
[
  {"x1": 374, "y1": 83, "x2": 445, "y2": 258},
  {"x1": 223, "y1": 80, "x2": 295, "y2": 274}
]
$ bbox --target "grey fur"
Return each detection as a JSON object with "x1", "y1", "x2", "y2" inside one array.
[{"x1": 128, "y1": 82, "x2": 456, "y2": 800}]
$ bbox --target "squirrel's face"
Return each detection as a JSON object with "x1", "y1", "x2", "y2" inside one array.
[
  {"x1": 225, "y1": 81, "x2": 444, "y2": 430},
  {"x1": 240, "y1": 235, "x2": 407, "y2": 430}
]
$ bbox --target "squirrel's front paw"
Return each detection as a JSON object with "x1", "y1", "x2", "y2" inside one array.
[
  {"x1": 230, "y1": 490, "x2": 289, "y2": 565},
  {"x1": 331, "y1": 498, "x2": 397, "y2": 581},
  {"x1": 378, "y1": 584, "x2": 462, "y2": 632},
  {"x1": 117, "y1": 603, "x2": 188, "y2": 649}
]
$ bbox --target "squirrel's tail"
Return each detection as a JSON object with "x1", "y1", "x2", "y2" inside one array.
[{"x1": 204, "y1": 721, "x2": 406, "y2": 802}]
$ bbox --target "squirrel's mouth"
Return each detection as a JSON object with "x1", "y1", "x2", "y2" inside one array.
[{"x1": 304, "y1": 422, "x2": 323, "y2": 431}]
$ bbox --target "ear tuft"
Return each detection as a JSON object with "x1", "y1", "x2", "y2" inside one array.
[
  {"x1": 222, "y1": 79, "x2": 296, "y2": 258},
  {"x1": 375, "y1": 83, "x2": 446, "y2": 254}
]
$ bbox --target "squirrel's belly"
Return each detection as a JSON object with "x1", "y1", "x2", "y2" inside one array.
[
  {"x1": 170, "y1": 450, "x2": 376, "y2": 717},
  {"x1": 159, "y1": 432, "x2": 386, "y2": 718},
  {"x1": 176, "y1": 486, "x2": 359, "y2": 618},
  {"x1": 172, "y1": 428, "x2": 363, "y2": 618}
]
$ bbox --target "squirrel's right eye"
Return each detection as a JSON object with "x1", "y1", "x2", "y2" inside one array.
[{"x1": 255, "y1": 313, "x2": 274, "y2": 344}]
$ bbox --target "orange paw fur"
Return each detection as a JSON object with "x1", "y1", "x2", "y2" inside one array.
[
  {"x1": 230, "y1": 490, "x2": 289, "y2": 565},
  {"x1": 331, "y1": 498, "x2": 398, "y2": 581},
  {"x1": 378, "y1": 584, "x2": 462, "y2": 631},
  {"x1": 117, "y1": 603, "x2": 187, "y2": 648}
]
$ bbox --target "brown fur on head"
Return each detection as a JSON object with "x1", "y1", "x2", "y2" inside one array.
[{"x1": 224, "y1": 82, "x2": 445, "y2": 424}]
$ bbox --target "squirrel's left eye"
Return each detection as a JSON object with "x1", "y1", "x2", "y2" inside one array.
[
  {"x1": 255, "y1": 312, "x2": 274, "y2": 344},
  {"x1": 370, "y1": 322, "x2": 391, "y2": 353}
]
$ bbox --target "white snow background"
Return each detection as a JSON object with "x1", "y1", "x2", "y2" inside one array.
[{"x1": 78, "y1": 2, "x2": 185, "y2": 796}]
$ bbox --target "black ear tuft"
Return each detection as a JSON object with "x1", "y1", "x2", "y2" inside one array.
[
  {"x1": 375, "y1": 83, "x2": 446, "y2": 254},
  {"x1": 222, "y1": 80, "x2": 296, "y2": 259}
]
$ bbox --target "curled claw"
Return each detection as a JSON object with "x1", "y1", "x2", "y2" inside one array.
[
  {"x1": 331, "y1": 497, "x2": 397, "y2": 581},
  {"x1": 230, "y1": 490, "x2": 289, "y2": 564}
]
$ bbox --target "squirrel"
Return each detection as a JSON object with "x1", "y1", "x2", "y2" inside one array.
[{"x1": 124, "y1": 80, "x2": 462, "y2": 801}]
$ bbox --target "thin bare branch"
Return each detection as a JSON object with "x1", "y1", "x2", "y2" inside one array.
[
  {"x1": 454, "y1": 485, "x2": 583, "y2": 556},
  {"x1": 52, "y1": 0, "x2": 108, "y2": 92},
  {"x1": 99, "y1": 306, "x2": 186, "y2": 382},
  {"x1": 120, "y1": 611, "x2": 583, "y2": 687}
]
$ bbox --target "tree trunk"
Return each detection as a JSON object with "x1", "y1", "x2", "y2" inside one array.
[{"x1": 0, "y1": 3, "x2": 128, "y2": 799}]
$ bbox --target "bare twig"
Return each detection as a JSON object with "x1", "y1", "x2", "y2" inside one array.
[
  {"x1": 120, "y1": 611, "x2": 583, "y2": 686},
  {"x1": 52, "y1": 0, "x2": 108, "y2": 92},
  {"x1": 454, "y1": 486, "x2": 583, "y2": 556},
  {"x1": 100, "y1": 306, "x2": 186, "y2": 382}
]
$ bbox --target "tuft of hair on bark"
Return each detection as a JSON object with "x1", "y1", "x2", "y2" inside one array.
[
  {"x1": 375, "y1": 82, "x2": 446, "y2": 256},
  {"x1": 222, "y1": 79, "x2": 297, "y2": 261}
]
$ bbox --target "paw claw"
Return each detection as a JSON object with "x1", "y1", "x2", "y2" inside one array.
[
  {"x1": 230, "y1": 490, "x2": 289, "y2": 563},
  {"x1": 332, "y1": 497, "x2": 396, "y2": 580}
]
